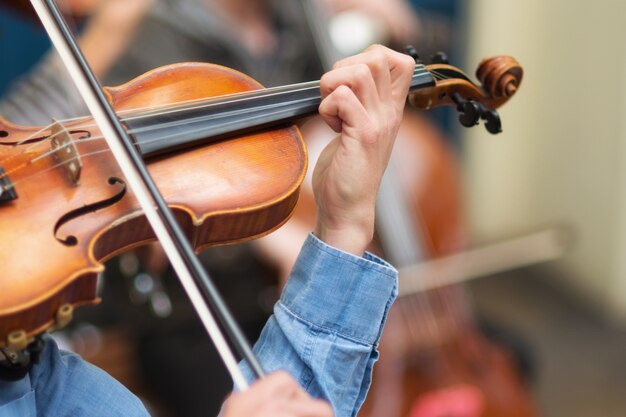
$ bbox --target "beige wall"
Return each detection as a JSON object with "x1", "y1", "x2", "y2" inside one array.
[{"x1": 462, "y1": 1, "x2": 626, "y2": 320}]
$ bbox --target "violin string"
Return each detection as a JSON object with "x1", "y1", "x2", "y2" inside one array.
[
  {"x1": 0, "y1": 124, "x2": 57, "y2": 166},
  {"x1": 413, "y1": 205, "x2": 448, "y2": 342},
  {"x1": 63, "y1": 65, "x2": 432, "y2": 128},
  {"x1": 397, "y1": 296, "x2": 422, "y2": 353},
  {"x1": 1, "y1": 64, "x2": 434, "y2": 154},
  {"x1": 0, "y1": 80, "x2": 325, "y2": 180},
  {"x1": 0, "y1": 125, "x2": 79, "y2": 177},
  {"x1": 96, "y1": 69, "x2": 430, "y2": 139},
  {"x1": 394, "y1": 195, "x2": 439, "y2": 343},
  {"x1": 384, "y1": 142, "x2": 452, "y2": 346},
  {"x1": 0, "y1": 77, "x2": 329, "y2": 160},
  {"x1": 0, "y1": 66, "x2": 447, "y2": 189},
  {"x1": 1, "y1": 87, "x2": 314, "y2": 173},
  {"x1": 407, "y1": 215, "x2": 439, "y2": 342},
  {"x1": 123, "y1": 83, "x2": 322, "y2": 123},
  {"x1": 0, "y1": 68, "x2": 425, "y2": 189},
  {"x1": 1, "y1": 101, "x2": 431, "y2": 190},
  {"x1": 60, "y1": 67, "x2": 436, "y2": 149},
  {"x1": 396, "y1": 189, "x2": 438, "y2": 342},
  {"x1": 0, "y1": 78, "x2": 327, "y2": 171},
  {"x1": 382, "y1": 66, "x2": 455, "y2": 344},
  {"x1": 115, "y1": 64, "x2": 432, "y2": 123},
  {"x1": 383, "y1": 161, "x2": 438, "y2": 344},
  {"x1": 3, "y1": 148, "x2": 111, "y2": 192},
  {"x1": 375, "y1": 88, "x2": 470, "y2": 339},
  {"x1": 2, "y1": 63, "x2": 438, "y2": 147},
  {"x1": 411, "y1": 189, "x2": 464, "y2": 340}
]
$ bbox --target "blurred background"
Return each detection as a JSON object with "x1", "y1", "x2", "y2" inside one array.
[{"x1": 1, "y1": 0, "x2": 626, "y2": 416}]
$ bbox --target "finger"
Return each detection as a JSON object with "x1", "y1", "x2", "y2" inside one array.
[
  {"x1": 318, "y1": 85, "x2": 370, "y2": 134},
  {"x1": 332, "y1": 46, "x2": 392, "y2": 105},
  {"x1": 384, "y1": 49, "x2": 416, "y2": 105},
  {"x1": 320, "y1": 64, "x2": 381, "y2": 113},
  {"x1": 280, "y1": 398, "x2": 335, "y2": 417},
  {"x1": 336, "y1": 45, "x2": 415, "y2": 113},
  {"x1": 348, "y1": 46, "x2": 415, "y2": 108},
  {"x1": 245, "y1": 371, "x2": 301, "y2": 406}
]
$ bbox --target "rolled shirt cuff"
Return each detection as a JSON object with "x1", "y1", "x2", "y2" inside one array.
[{"x1": 278, "y1": 233, "x2": 398, "y2": 345}]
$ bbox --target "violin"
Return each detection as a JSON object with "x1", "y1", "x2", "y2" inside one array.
[{"x1": 0, "y1": 51, "x2": 522, "y2": 362}]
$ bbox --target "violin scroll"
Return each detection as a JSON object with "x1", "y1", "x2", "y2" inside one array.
[
  {"x1": 407, "y1": 51, "x2": 523, "y2": 134},
  {"x1": 476, "y1": 55, "x2": 523, "y2": 99}
]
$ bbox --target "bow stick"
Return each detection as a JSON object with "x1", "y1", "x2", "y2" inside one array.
[{"x1": 29, "y1": 0, "x2": 265, "y2": 390}]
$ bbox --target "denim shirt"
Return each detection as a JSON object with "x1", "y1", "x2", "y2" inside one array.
[{"x1": 0, "y1": 234, "x2": 398, "y2": 417}]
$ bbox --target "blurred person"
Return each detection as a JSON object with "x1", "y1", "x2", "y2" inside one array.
[
  {"x1": 323, "y1": 0, "x2": 421, "y2": 47},
  {"x1": 0, "y1": 45, "x2": 417, "y2": 417},
  {"x1": 0, "y1": 0, "x2": 154, "y2": 125},
  {"x1": 103, "y1": 0, "x2": 322, "y2": 88}
]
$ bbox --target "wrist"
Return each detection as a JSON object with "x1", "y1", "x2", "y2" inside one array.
[{"x1": 314, "y1": 212, "x2": 374, "y2": 256}]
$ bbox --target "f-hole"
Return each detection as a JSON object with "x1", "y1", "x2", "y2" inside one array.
[{"x1": 54, "y1": 177, "x2": 127, "y2": 246}]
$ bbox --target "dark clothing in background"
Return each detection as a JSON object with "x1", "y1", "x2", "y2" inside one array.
[{"x1": 107, "y1": 0, "x2": 322, "y2": 86}]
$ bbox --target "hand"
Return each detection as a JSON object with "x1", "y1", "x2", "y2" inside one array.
[
  {"x1": 313, "y1": 45, "x2": 415, "y2": 255},
  {"x1": 221, "y1": 371, "x2": 334, "y2": 417}
]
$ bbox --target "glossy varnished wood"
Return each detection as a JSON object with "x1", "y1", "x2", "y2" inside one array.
[
  {"x1": 410, "y1": 56, "x2": 523, "y2": 111},
  {"x1": 0, "y1": 63, "x2": 306, "y2": 346}
]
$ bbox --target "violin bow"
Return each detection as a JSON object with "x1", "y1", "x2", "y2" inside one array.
[{"x1": 29, "y1": 0, "x2": 265, "y2": 390}]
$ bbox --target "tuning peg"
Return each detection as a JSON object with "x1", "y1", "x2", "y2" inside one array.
[
  {"x1": 481, "y1": 109, "x2": 502, "y2": 134},
  {"x1": 458, "y1": 100, "x2": 481, "y2": 127},
  {"x1": 404, "y1": 45, "x2": 422, "y2": 64},
  {"x1": 451, "y1": 93, "x2": 480, "y2": 128},
  {"x1": 431, "y1": 52, "x2": 449, "y2": 65}
]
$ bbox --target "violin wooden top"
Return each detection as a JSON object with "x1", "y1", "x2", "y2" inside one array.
[{"x1": 0, "y1": 63, "x2": 306, "y2": 347}]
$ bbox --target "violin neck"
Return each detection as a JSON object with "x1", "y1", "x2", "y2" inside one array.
[{"x1": 126, "y1": 65, "x2": 434, "y2": 158}]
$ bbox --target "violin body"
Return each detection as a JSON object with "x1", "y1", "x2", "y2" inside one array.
[{"x1": 0, "y1": 63, "x2": 306, "y2": 348}]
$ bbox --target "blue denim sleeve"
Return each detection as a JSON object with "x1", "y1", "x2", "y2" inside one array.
[
  {"x1": 0, "y1": 234, "x2": 396, "y2": 417},
  {"x1": 240, "y1": 234, "x2": 398, "y2": 417},
  {"x1": 0, "y1": 335, "x2": 149, "y2": 417}
]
